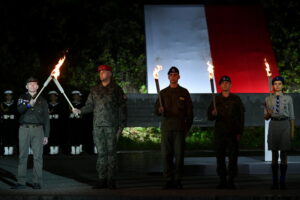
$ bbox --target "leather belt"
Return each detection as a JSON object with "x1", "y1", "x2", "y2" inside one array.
[
  {"x1": 21, "y1": 124, "x2": 42, "y2": 128},
  {"x1": 271, "y1": 117, "x2": 288, "y2": 121}
]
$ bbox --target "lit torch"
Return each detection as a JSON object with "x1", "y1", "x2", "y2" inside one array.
[
  {"x1": 51, "y1": 56, "x2": 75, "y2": 110},
  {"x1": 207, "y1": 61, "x2": 216, "y2": 111},
  {"x1": 264, "y1": 58, "x2": 273, "y2": 94},
  {"x1": 153, "y1": 65, "x2": 163, "y2": 108}
]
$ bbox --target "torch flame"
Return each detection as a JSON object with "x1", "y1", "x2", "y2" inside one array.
[
  {"x1": 51, "y1": 55, "x2": 66, "y2": 79},
  {"x1": 207, "y1": 61, "x2": 214, "y2": 79},
  {"x1": 264, "y1": 58, "x2": 272, "y2": 77},
  {"x1": 153, "y1": 65, "x2": 163, "y2": 79}
]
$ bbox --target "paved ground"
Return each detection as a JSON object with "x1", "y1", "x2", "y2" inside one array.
[{"x1": 0, "y1": 152, "x2": 300, "y2": 199}]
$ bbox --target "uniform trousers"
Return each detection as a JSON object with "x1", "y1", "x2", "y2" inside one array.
[
  {"x1": 161, "y1": 130, "x2": 185, "y2": 181},
  {"x1": 93, "y1": 126, "x2": 117, "y2": 180},
  {"x1": 17, "y1": 125, "x2": 44, "y2": 185}
]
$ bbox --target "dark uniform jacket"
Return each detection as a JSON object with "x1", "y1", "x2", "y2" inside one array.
[
  {"x1": 207, "y1": 93, "x2": 245, "y2": 136},
  {"x1": 17, "y1": 93, "x2": 50, "y2": 137},
  {"x1": 81, "y1": 81, "x2": 127, "y2": 128},
  {"x1": 155, "y1": 85, "x2": 194, "y2": 131}
]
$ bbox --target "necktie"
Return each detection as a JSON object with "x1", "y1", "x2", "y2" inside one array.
[{"x1": 275, "y1": 96, "x2": 280, "y2": 113}]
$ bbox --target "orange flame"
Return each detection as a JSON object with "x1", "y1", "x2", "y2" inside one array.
[
  {"x1": 207, "y1": 61, "x2": 214, "y2": 79},
  {"x1": 51, "y1": 55, "x2": 66, "y2": 79},
  {"x1": 264, "y1": 58, "x2": 272, "y2": 77},
  {"x1": 153, "y1": 65, "x2": 163, "y2": 79}
]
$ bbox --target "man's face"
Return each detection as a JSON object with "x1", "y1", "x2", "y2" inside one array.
[
  {"x1": 72, "y1": 94, "x2": 81, "y2": 102},
  {"x1": 49, "y1": 94, "x2": 58, "y2": 102},
  {"x1": 273, "y1": 81, "x2": 283, "y2": 92},
  {"x1": 168, "y1": 73, "x2": 180, "y2": 84},
  {"x1": 5, "y1": 94, "x2": 13, "y2": 101},
  {"x1": 99, "y1": 70, "x2": 112, "y2": 82},
  {"x1": 26, "y1": 82, "x2": 39, "y2": 93},
  {"x1": 220, "y1": 81, "x2": 232, "y2": 92}
]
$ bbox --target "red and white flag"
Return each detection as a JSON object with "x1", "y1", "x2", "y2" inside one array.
[{"x1": 145, "y1": 5, "x2": 279, "y2": 93}]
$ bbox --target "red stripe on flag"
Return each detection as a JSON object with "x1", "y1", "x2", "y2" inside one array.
[{"x1": 205, "y1": 5, "x2": 279, "y2": 93}]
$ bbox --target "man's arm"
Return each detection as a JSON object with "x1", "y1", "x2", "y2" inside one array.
[
  {"x1": 76, "y1": 92, "x2": 94, "y2": 115},
  {"x1": 185, "y1": 91, "x2": 194, "y2": 133}
]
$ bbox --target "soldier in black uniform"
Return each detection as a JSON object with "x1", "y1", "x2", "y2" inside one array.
[
  {"x1": 0, "y1": 90, "x2": 18, "y2": 156},
  {"x1": 207, "y1": 75, "x2": 245, "y2": 189},
  {"x1": 12, "y1": 77, "x2": 50, "y2": 189},
  {"x1": 154, "y1": 66, "x2": 194, "y2": 189},
  {"x1": 48, "y1": 90, "x2": 66, "y2": 155},
  {"x1": 68, "y1": 90, "x2": 84, "y2": 155}
]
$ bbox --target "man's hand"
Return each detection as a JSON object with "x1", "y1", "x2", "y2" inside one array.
[
  {"x1": 72, "y1": 108, "x2": 81, "y2": 115},
  {"x1": 29, "y1": 99, "x2": 36, "y2": 107},
  {"x1": 43, "y1": 137, "x2": 48, "y2": 145},
  {"x1": 236, "y1": 134, "x2": 241, "y2": 142},
  {"x1": 158, "y1": 106, "x2": 164, "y2": 114},
  {"x1": 212, "y1": 108, "x2": 217, "y2": 116}
]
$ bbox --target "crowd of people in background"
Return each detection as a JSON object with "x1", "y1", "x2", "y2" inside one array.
[{"x1": 0, "y1": 89, "x2": 95, "y2": 157}]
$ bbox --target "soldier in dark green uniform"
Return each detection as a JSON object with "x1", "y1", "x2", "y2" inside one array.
[
  {"x1": 154, "y1": 66, "x2": 194, "y2": 189},
  {"x1": 73, "y1": 65, "x2": 127, "y2": 189},
  {"x1": 207, "y1": 75, "x2": 245, "y2": 189},
  {"x1": 12, "y1": 77, "x2": 50, "y2": 189}
]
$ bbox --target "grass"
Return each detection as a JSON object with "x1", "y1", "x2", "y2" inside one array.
[{"x1": 117, "y1": 127, "x2": 300, "y2": 151}]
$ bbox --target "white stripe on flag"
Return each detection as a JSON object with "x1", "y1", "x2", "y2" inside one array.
[{"x1": 145, "y1": 5, "x2": 216, "y2": 93}]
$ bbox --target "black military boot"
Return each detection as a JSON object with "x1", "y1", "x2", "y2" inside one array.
[
  {"x1": 279, "y1": 164, "x2": 287, "y2": 190},
  {"x1": 227, "y1": 176, "x2": 236, "y2": 189},
  {"x1": 93, "y1": 179, "x2": 107, "y2": 189},
  {"x1": 162, "y1": 180, "x2": 174, "y2": 189},
  {"x1": 216, "y1": 176, "x2": 227, "y2": 189},
  {"x1": 108, "y1": 179, "x2": 117, "y2": 189},
  {"x1": 174, "y1": 180, "x2": 183, "y2": 189},
  {"x1": 271, "y1": 164, "x2": 279, "y2": 190}
]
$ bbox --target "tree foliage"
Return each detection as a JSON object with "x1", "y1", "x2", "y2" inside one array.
[{"x1": 0, "y1": 0, "x2": 299, "y2": 94}]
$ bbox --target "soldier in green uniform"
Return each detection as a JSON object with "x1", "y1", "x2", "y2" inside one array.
[
  {"x1": 12, "y1": 77, "x2": 50, "y2": 189},
  {"x1": 207, "y1": 75, "x2": 245, "y2": 189},
  {"x1": 73, "y1": 65, "x2": 127, "y2": 189},
  {"x1": 154, "y1": 66, "x2": 194, "y2": 189},
  {"x1": 264, "y1": 76, "x2": 295, "y2": 190}
]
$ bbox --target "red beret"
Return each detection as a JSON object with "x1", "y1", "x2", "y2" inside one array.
[{"x1": 97, "y1": 65, "x2": 112, "y2": 72}]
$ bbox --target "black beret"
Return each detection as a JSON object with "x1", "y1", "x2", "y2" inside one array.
[
  {"x1": 168, "y1": 66, "x2": 179, "y2": 75},
  {"x1": 26, "y1": 77, "x2": 39, "y2": 84},
  {"x1": 219, "y1": 75, "x2": 231, "y2": 85},
  {"x1": 272, "y1": 76, "x2": 284, "y2": 85}
]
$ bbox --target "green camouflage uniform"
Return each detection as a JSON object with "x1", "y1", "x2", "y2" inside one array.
[
  {"x1": 80, "y1": 81, "x2": 127, "y2": 181},
  {"x1": 155, "y1": 85, "x2": 194, "y2": 182},
  {"x1": 207, "y1": 93, "x2": 245, "y2": 178}
]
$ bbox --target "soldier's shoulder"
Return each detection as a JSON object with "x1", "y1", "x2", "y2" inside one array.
[{"x1": 178, "y1": 86, "x2": 190, "y2": 94}]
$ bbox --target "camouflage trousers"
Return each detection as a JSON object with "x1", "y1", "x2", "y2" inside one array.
[{"x1": 93, "y1": 126, "x2": 118, "y2": 180}]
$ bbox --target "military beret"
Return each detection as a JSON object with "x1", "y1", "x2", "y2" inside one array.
[
  {"x1": 71, "y1": 90, "x2": 82, "y2": 96},
  {"x1": 272, "y1": 76, "x2": 284, "y2": 85},
  {"x1": 48, "y1": 90, "x2": 58, "y2": 95},
  {"x1": 219, "y1": 75, "x2": 231, "y2": 85},
  {"x1": 4, "y1": 90, "x2": 13, "y2": 94},
  {"x1": 26, "y1": 77, "x2": 39, "y2": 84},
  {"x1": 97, "y1": 65, "x2": 112, "y2": 72},
  {"x1": 168, "y1": 66, "x2": 179, "y2": 75}
]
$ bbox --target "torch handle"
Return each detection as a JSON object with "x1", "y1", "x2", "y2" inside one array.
[
  {"x1": 155, "y1": 79, "x2": 163, "y2": 107},
  {"x1": 52, "y1": 78, "x2": 75, "y2": 110},
  {"x1": 62, "y1": 92, "x2": 75, "y2": 110},
  {"x1": 33, "y1": 75, "x2": 53, "y2": 101},
  {"x1": 34, "y1": 86, "x2": 46, "y2": 101},
  {"x1": 210, "y1": 78, "x2": 217, "y2": 111}
]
